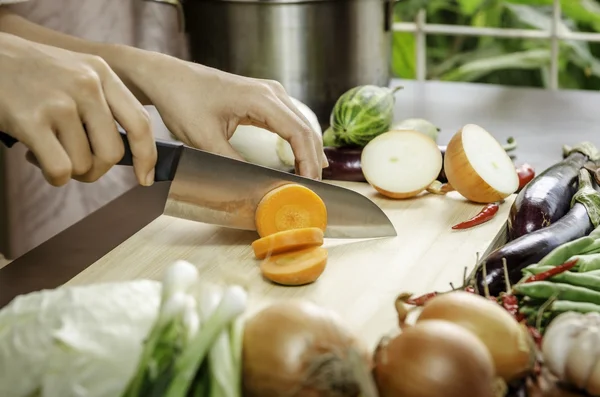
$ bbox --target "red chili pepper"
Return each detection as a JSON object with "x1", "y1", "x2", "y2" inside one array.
[
  {"x1": 527, "y1": 326, "x2": 543, "y2": 349},
  {"x1": 406, "y1": 292, "x2": 438, "y2": 306},
  {"x1": 516, "y1": 163, "x2": 535, "y2": 191},
  {"x1": 500, "y1": 293, "x2": 520, "y2": 318},
  {"x1": 522, "y1": 258, "x2": 579, "y2": 283},
  {"x1": 452, "y1": 203, "x2": 500, "y2": 230}
]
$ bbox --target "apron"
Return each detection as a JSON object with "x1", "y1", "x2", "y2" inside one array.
[{"x1": 0, "y1": 0, "x2": 186, "y2": 258}]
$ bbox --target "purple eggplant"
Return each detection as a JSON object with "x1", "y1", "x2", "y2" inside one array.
[
  {"x1": 322, "y1": 147, "x2": 366, "y2": 182},
  {"x1": 508, "y1": 143, "x2": 599, "y2": 241},
  {"x1": 475, "y1": 169, "x2": 598, "y2": 297}
]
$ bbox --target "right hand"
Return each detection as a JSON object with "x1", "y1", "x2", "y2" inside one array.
[{"x1": 0, "y1": 33, "x2": 157, "y2": 187}]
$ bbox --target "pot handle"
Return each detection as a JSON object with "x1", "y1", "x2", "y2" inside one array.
[{"x1": 384, "y1": 0, "x2": 400, "y2": 32}]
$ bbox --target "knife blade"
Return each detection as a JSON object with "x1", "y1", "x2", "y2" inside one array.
[{"x1": 0, "y1": 130, "x2": 396, "y2": 238}]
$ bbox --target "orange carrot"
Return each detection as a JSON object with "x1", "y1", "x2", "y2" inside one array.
[
  {"x1": 251, "y1": 227, "x2": 324, "y2": 259},
  {"x1": 260, "y1": 246, "x2": 328, "y2": 286},
  {"x1": 254, "y1": 183, "x2": 328, "y2": 237}
]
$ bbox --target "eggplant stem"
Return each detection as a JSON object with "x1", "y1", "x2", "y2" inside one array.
[
  {"x1": 536, "y1": 292, "x2": 559, "y2": 330},
  {"x1": 482, "y1": 260, "x2": 491, "y2": 299},
  {"x1": 502, "y1": 258, "x2": 511, "y2": 293}
]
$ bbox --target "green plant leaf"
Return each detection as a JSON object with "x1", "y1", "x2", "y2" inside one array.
[
  {"x1": 505, "y1": 2, "x2": 600, "y2": 79},
  {"x1": 439, "y1": 49, "x2": 551, "y2": 82},
  {"x1": 458, "y1": 0, "x2": 485, "y2": 16},
  {"x1": 392, "y1": 32, "x2": 416, "y2": 79},
  {"x1": 504, "y1": 0, "x2": 600, "y2": 27},
  {"x1": 428, "y1": 45, "x2": 505, "y2": 78}
]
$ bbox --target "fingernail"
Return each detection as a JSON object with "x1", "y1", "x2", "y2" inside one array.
[{"x1": 145, "y1": 169, "x2": 155, "y2": 186}]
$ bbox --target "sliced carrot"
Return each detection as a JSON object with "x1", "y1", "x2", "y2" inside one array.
[
  {"x1": 251, "y1": 227, "x2": 324, "y2": 259},
  {"x1": 260, "y1": 246, "x2": 328, "y2": 286},
  {"x1": 255, "y1": 183, "x2": 328, "y2": 237}
]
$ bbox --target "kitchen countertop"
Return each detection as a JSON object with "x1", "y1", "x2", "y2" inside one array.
[{"x1": 1, "y1": 78, "x2": 599, "y2": 307}]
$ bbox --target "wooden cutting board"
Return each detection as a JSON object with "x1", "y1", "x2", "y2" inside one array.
[{"x1": 65, "y1": 181, "x2": 514, "y2": 350}]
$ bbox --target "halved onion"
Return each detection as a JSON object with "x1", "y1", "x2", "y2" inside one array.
[
  {"x1": 361, "y1": 130, "x2": 443, "y2": 199},
  {"x1": 444, "y1": 124, "x2": 519, "y2": 203}
]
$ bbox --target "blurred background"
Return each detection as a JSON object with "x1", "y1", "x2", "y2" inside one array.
[{"x1": 391, "y1": 0, "x2": 600, "y2": 91}]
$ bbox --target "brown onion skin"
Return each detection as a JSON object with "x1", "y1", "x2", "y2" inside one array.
[
  {"x1": 373, "y1": 320, "x2": 496, "y2": 397},
  {"x1": 241, "y1": 300, "x2": 371, "y2": 397},
  {"x1": 416, "y1": 291, "x2": 535, "y2": 382}
]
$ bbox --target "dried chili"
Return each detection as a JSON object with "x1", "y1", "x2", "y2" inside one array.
[
  {"x1": 500, "y1": 293, "x2": 520, "y2": 319},
  {"x1": 406, "y1": 292, "x2": 438, "y2": 306},
  {"x1": 452, "y1": 203, "x2": 500, "y2": 230},
  {"x1": 522, "y1": 258, "x2": 579, "y2": 283},
  {"x1": 527, "y1": 326, "x2": 543, "y2": 350},
  {"x1": 516, "y1": 163, "x2": 535, "y2": 191}
]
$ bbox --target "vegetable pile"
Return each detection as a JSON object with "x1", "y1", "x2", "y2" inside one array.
[
  {"x1": 0, "y1": 260, "x2": 376, "y2": 397},
  {"x1": 396, "y1": 149, "x2": 600, "y2": 395}
]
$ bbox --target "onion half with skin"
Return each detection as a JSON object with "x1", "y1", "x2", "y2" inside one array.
[
  {"x1": 241, "y1": 300, "x2": 373, "y2": 397},
  {"x1": 373, "y1": 319, "x2": 496, "y2": 397},
  {"x1": 415, "y1": 291, "x2": 536, "y2": 382},
  {"x1": 444, "y1": 124, "x2": 519, "y2": 203}
]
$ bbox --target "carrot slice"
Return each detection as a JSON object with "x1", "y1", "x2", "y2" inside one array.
[
  {"x1": 251, "y1": 227, "x2": 324, "y2": 259},
  {"x1": 255, "y1": 183, "x2": 328, "y2": 237},
  {"x1": 260, "y1": 246, "x2": 328, "y2": 286}
]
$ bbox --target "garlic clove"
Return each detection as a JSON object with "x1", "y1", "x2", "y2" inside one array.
[
  {"x1": 585, "y1": 312, "x2": 600, "y2": 326},
  {"x1": 552, "y1": 312, "x2": 585, "y2": 327},
  {"x1": 565, "y1": 328, "x2": 600, "y2": 391},
  {"x1": 542, "y1": 318, "x2": 587, "y2": 379},
  {"x1": 584, "y1": 356, "x2": 600, "y2": 397}
]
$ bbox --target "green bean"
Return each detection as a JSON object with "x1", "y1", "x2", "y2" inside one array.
[
  {"x1": 518, "y1": 306, "x2": 537, "y2": 317},
  {"x1": 587, "y1": 224, "x2": 600, "y2": 240},
  {"x1": 513, "y1": 281, "x2": 600, "y2": 305},
  {"x1": 537, "y1": 236, "x2": 596, "y2": 267},
  {"x1": 523, "y1": 266, "x2": 600, "y2": 277},
  {"x1": 537, "y1": 270, "x2": 600, "y2": 291},
  {"x1": 550, "y1": 300, "x2": 600, "y2": 315},
  {"x1": 572, "y1": 253, "x2": 600, "y2": 272},
  {"x1": 577, "y1": 239, "x2": 600, "y2": 255}
]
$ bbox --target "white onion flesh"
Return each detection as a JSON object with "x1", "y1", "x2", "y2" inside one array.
[{"x1": 361, "y1": 130, "x2": 443, "y2": 199}]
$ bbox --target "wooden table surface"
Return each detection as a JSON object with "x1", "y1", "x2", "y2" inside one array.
[{"x1": 1, "y1": 78, "x2": 599, "y2": 309}]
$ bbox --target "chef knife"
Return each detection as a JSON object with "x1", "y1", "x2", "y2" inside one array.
[{"x1": 0, "y1": 130, "x2": 396, "y2": 239}]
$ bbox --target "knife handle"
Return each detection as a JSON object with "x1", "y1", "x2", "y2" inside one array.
[{"x1": 0, "y1": 129, "x2": 183, "y2": 182}]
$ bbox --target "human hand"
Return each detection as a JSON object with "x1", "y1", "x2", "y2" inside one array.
[
  {"x1": 0, "y1": 33, "x2": 157, "y2": 187},
  {"x1": 122, "y1": 53, "x2": 328, "y2": 180}
]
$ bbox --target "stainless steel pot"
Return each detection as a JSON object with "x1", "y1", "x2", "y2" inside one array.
[{"x1": 182, "y1": 0, "x2": 395, "y2": 127}]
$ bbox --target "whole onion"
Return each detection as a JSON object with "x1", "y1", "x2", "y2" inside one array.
[
  {"x1": 416, "y1": 291, "x2": 535, "y2": 382},
  {"x1": 241, "y1": 300, "x2": 373, "y2": 397},
  {"x1": 373, "y1": 320, "x2": 496, "y2": 397}
]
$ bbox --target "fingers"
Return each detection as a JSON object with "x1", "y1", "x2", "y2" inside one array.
[
  {"x1": 23, "y1": 129, "x2": 72, "y2": 187},
  {"x1": 275, "y1": 92, "x2": 328, "y2": 171},
  {"x1": 98, "y1": 62, "x2": 157, "y2": 186},
  {"x1": 53, "y1": 107, "x2": 94, "y2": 177},
  {"x1": 248, "y1": 90, "x2": 320, "y2": 179}
]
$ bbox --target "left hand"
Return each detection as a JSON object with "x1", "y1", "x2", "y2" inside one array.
[{"x1": 124, "y1": 52, "x2": 327, "y2": 180}]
